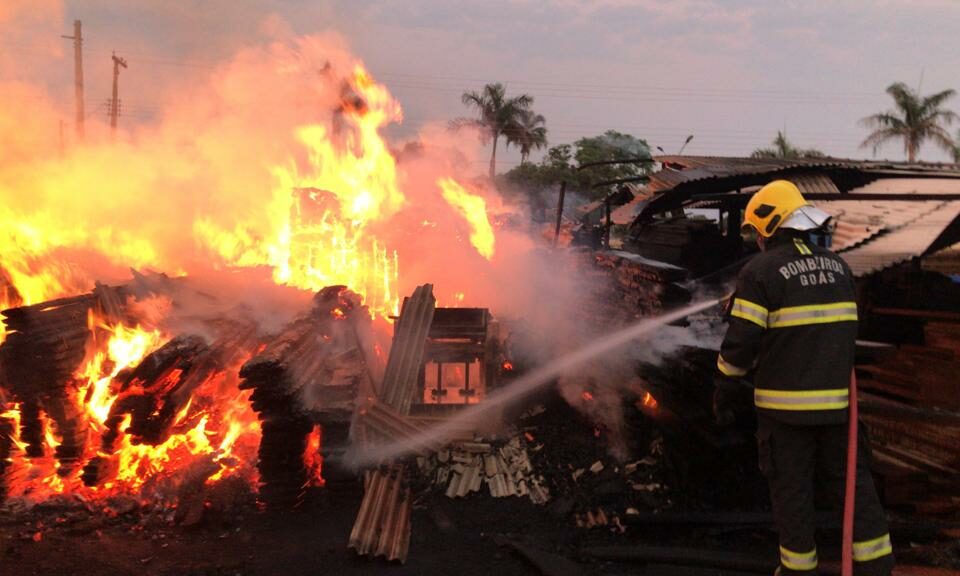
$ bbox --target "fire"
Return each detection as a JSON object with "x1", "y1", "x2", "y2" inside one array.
[
  {"x1": 1, "y1": 314, "x2": 261, "y2": 500},
  {"x1": 642, "y1": 391, "x2": 658, "y2": 410},
  {"x1": 437, "y1": 178, "x2": 496, "y2": 260},
  {"x1": 0, "y1": 33, "x2": 506, "y2": 506},
  {"x1": 194, "y1": 65, "x2": 404, "y2": 318},
  {"x1": 304, "y1": 426, "x2": 324, "y2": 488}
]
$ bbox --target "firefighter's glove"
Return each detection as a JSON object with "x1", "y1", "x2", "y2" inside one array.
[{"x1": 712, "y1": 376, "x2": 737, "y2": 427}]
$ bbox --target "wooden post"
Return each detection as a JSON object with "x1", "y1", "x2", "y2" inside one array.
[
  {"x1": 61, "y1": 20, "x2": 85, "y2": 141},
  {"x1": 553, "y1": 180, "x2": 567, "y2": 247},
  {"x1": 110, "y1": 52, "x2": 128, "y2": 138},
  {"x1": 604, "y1": 194, "x2": 612, "y2": 248}
]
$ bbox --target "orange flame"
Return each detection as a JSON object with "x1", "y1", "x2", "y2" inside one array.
[
  {"x1": 194, "y1": 65, "x2": 403, "y2": 318},
  {"x1": 642, "y1": 391, "x2": 658, "y2": 410},
  {"x1": 437, "y1": 178, "x2": 496, "y2": 260},
  {"x1": 0, "y1": 40, "x2": 505, "y2": 503},
  {"x1": 2, "y1": 313, "x2": 261, "y2": 500}
]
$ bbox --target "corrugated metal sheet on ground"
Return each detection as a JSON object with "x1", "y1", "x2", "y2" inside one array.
[
  {"x1": 348, "y1": 466, "x2": 412, "y2": 563},
  {"x1": 839, "y1": 202, "x2": 960, "y2": 276},
  {"x1": 816, "y1": 200, "x2": 943, "y2": 252}
]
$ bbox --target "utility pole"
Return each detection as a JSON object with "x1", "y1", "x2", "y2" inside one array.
[
  {"x1": 109, "y1": 51, "x2": 127, "y2": 138},
  {"x1": 61, "y1": 20, "x2": 85, "y2": 141}
]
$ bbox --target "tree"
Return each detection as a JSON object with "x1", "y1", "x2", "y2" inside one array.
[
  {"x1": 501, "y1": 130, "x2": 652, "y2": 200},
  {"x1": 859, "y1": 82, "x2": 958, "y2": 162},
  {"x1": 953, "y1": 129, "x2": 960, "y2": 164},
  {"x1": 452, "y1": 83, "x2": 534, "y2": 179},
  {"x1": 508, "y1": 110, "x2": 548, "y2": 164},
  {"x1": 751, "y1": 131, "x2": 825, "y2": 159},
  {"x1": 572, "y1": 131, "x2": 652, "y2": 193}
]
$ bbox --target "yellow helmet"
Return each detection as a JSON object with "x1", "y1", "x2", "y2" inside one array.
[{"x1": 742, "y1": 180, "x2": 808, "y2": 238}]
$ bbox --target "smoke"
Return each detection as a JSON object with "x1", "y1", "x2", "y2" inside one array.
[
  {"x1": 347, "y1": 298, "x2": 721, "y2": 468},
  {"x1": 0, "y1": 5, "x2": 724, "y2": 466}
]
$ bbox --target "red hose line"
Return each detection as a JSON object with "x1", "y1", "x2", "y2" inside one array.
[{"x1": 842, "y1": 370, "x2": 858, "y2": 576}]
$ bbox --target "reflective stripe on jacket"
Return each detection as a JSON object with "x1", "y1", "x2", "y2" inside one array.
[{"x1": 717, "y1": 234, "x2": 858, "y2": 425}]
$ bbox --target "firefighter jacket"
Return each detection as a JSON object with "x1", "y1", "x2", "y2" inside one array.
[{"x1": 717, "y1": 234, "x2": 858, "y2": 425}]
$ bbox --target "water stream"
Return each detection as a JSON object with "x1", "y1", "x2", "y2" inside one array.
[{"x1": 346, "y1": 297, "x2": 721, "y2": 468}]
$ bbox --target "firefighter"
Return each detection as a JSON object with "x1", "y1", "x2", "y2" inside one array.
[{"x1": 715, "y1": 180, "x2": 894, "y2": 576}]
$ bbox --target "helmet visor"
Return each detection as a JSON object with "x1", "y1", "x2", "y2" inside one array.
[{"x1": 780, "y1": 205, "x2": 832, "y2": 232}]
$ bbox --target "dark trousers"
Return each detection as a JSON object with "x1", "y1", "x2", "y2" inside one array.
[{"x1": 757, "y1": 415, "x2": 894, "y2": 576}]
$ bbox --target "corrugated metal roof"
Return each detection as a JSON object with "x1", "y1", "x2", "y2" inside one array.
[
  {"x1": 840, "y1": 202, "x2": 960, "y2": 276},
  {"x1": 646, "y1": 156, "x2": 960, "y2": 198},
  {"x1": 648, "y1": 156, "x2": 849, "y2": 194},
  {"x1": 816, "y1": 200, "x2": 944, "y2": 252},
  {"x1": 791, "y1": 173, "x2": 840, "y2": 194},
  {"x1": 611, "y1": 194, "x2": 650, "y2": 225},
  {"x1": 847, "y1": 178, "x2": 960, "y2": 195}
]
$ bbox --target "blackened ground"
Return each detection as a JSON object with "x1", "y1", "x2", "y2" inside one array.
[{"x1": 2, "y1": 387, "x2": 957, "y2": 575}]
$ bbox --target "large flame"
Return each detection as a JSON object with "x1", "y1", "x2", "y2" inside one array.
[
  {"x1": 438, "y1": 178, "x2": 496, "y2": 260},
  {"x1": 2, "y1": 313, "x2": 261, "y2": 500},
  {"x1": 0, "y1": 25, "x2": 505, "y2": 502},
  {"x1": 194, "y1": 65, "x2": 404, "y2": 317}
]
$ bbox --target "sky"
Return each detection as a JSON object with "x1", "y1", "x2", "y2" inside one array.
[{"x1": 7, "y1": 0, "x2": 960, "y2": 171}]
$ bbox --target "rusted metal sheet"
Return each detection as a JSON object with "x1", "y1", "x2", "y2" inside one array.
[
  {"x1": 348, "y1": 465, "x2": 412, "y2": 563},
  {"x1": 839, "y1": 201, "x2": 960, "y2": 276}
]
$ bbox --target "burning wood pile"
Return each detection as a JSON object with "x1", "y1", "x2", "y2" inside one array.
[
  {"x1": 0, "y1": 274, "x2": 263, "y2": 507},
  {"x1": 239, "y1": 285, "x2": 375, "y2": 508}
]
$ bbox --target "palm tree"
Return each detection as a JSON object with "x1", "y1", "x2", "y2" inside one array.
[
  {"x1": 452, "y1": 83, "x2": 534, "y2": 179},
  {"x1": 859, "y1": 82, "x2": 958, "y2": 162},
  {"x1": 751, "y1": 131, "x2": 825, "y2": 159},
  {"x1": 953, "y1": 129, "x2": 960, "y2": 164},
  {"x1": 508, "y1": 110, "x2": 548, "y2": 164}
]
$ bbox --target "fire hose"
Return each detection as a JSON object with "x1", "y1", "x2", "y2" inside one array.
[{"x1": 842, "y1": 370, "x2": 858, "y2": 576}]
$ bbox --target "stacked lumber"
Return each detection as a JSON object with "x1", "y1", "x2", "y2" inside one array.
[
  {"x1": 859, "y1": 321, "x2": 960, "y2": 411},
  {"x1": 629, "y1": 216, "x2": 737, "y2": 277},
  {"x1": 592, "y1": 250, "x2": 689, "y2": 317},
  {"x1": 856, "y1": 311, "x2": 960, "y2": 511},
  {"x1": 0, "y1": 284, "x2": 129, "y2": 460},
  {"x1": 239, "y1": 286, "x2": 371, "y2": 508},
  {"x1": 82, "y1": 320, "x2": 260, "y2": 487}
]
